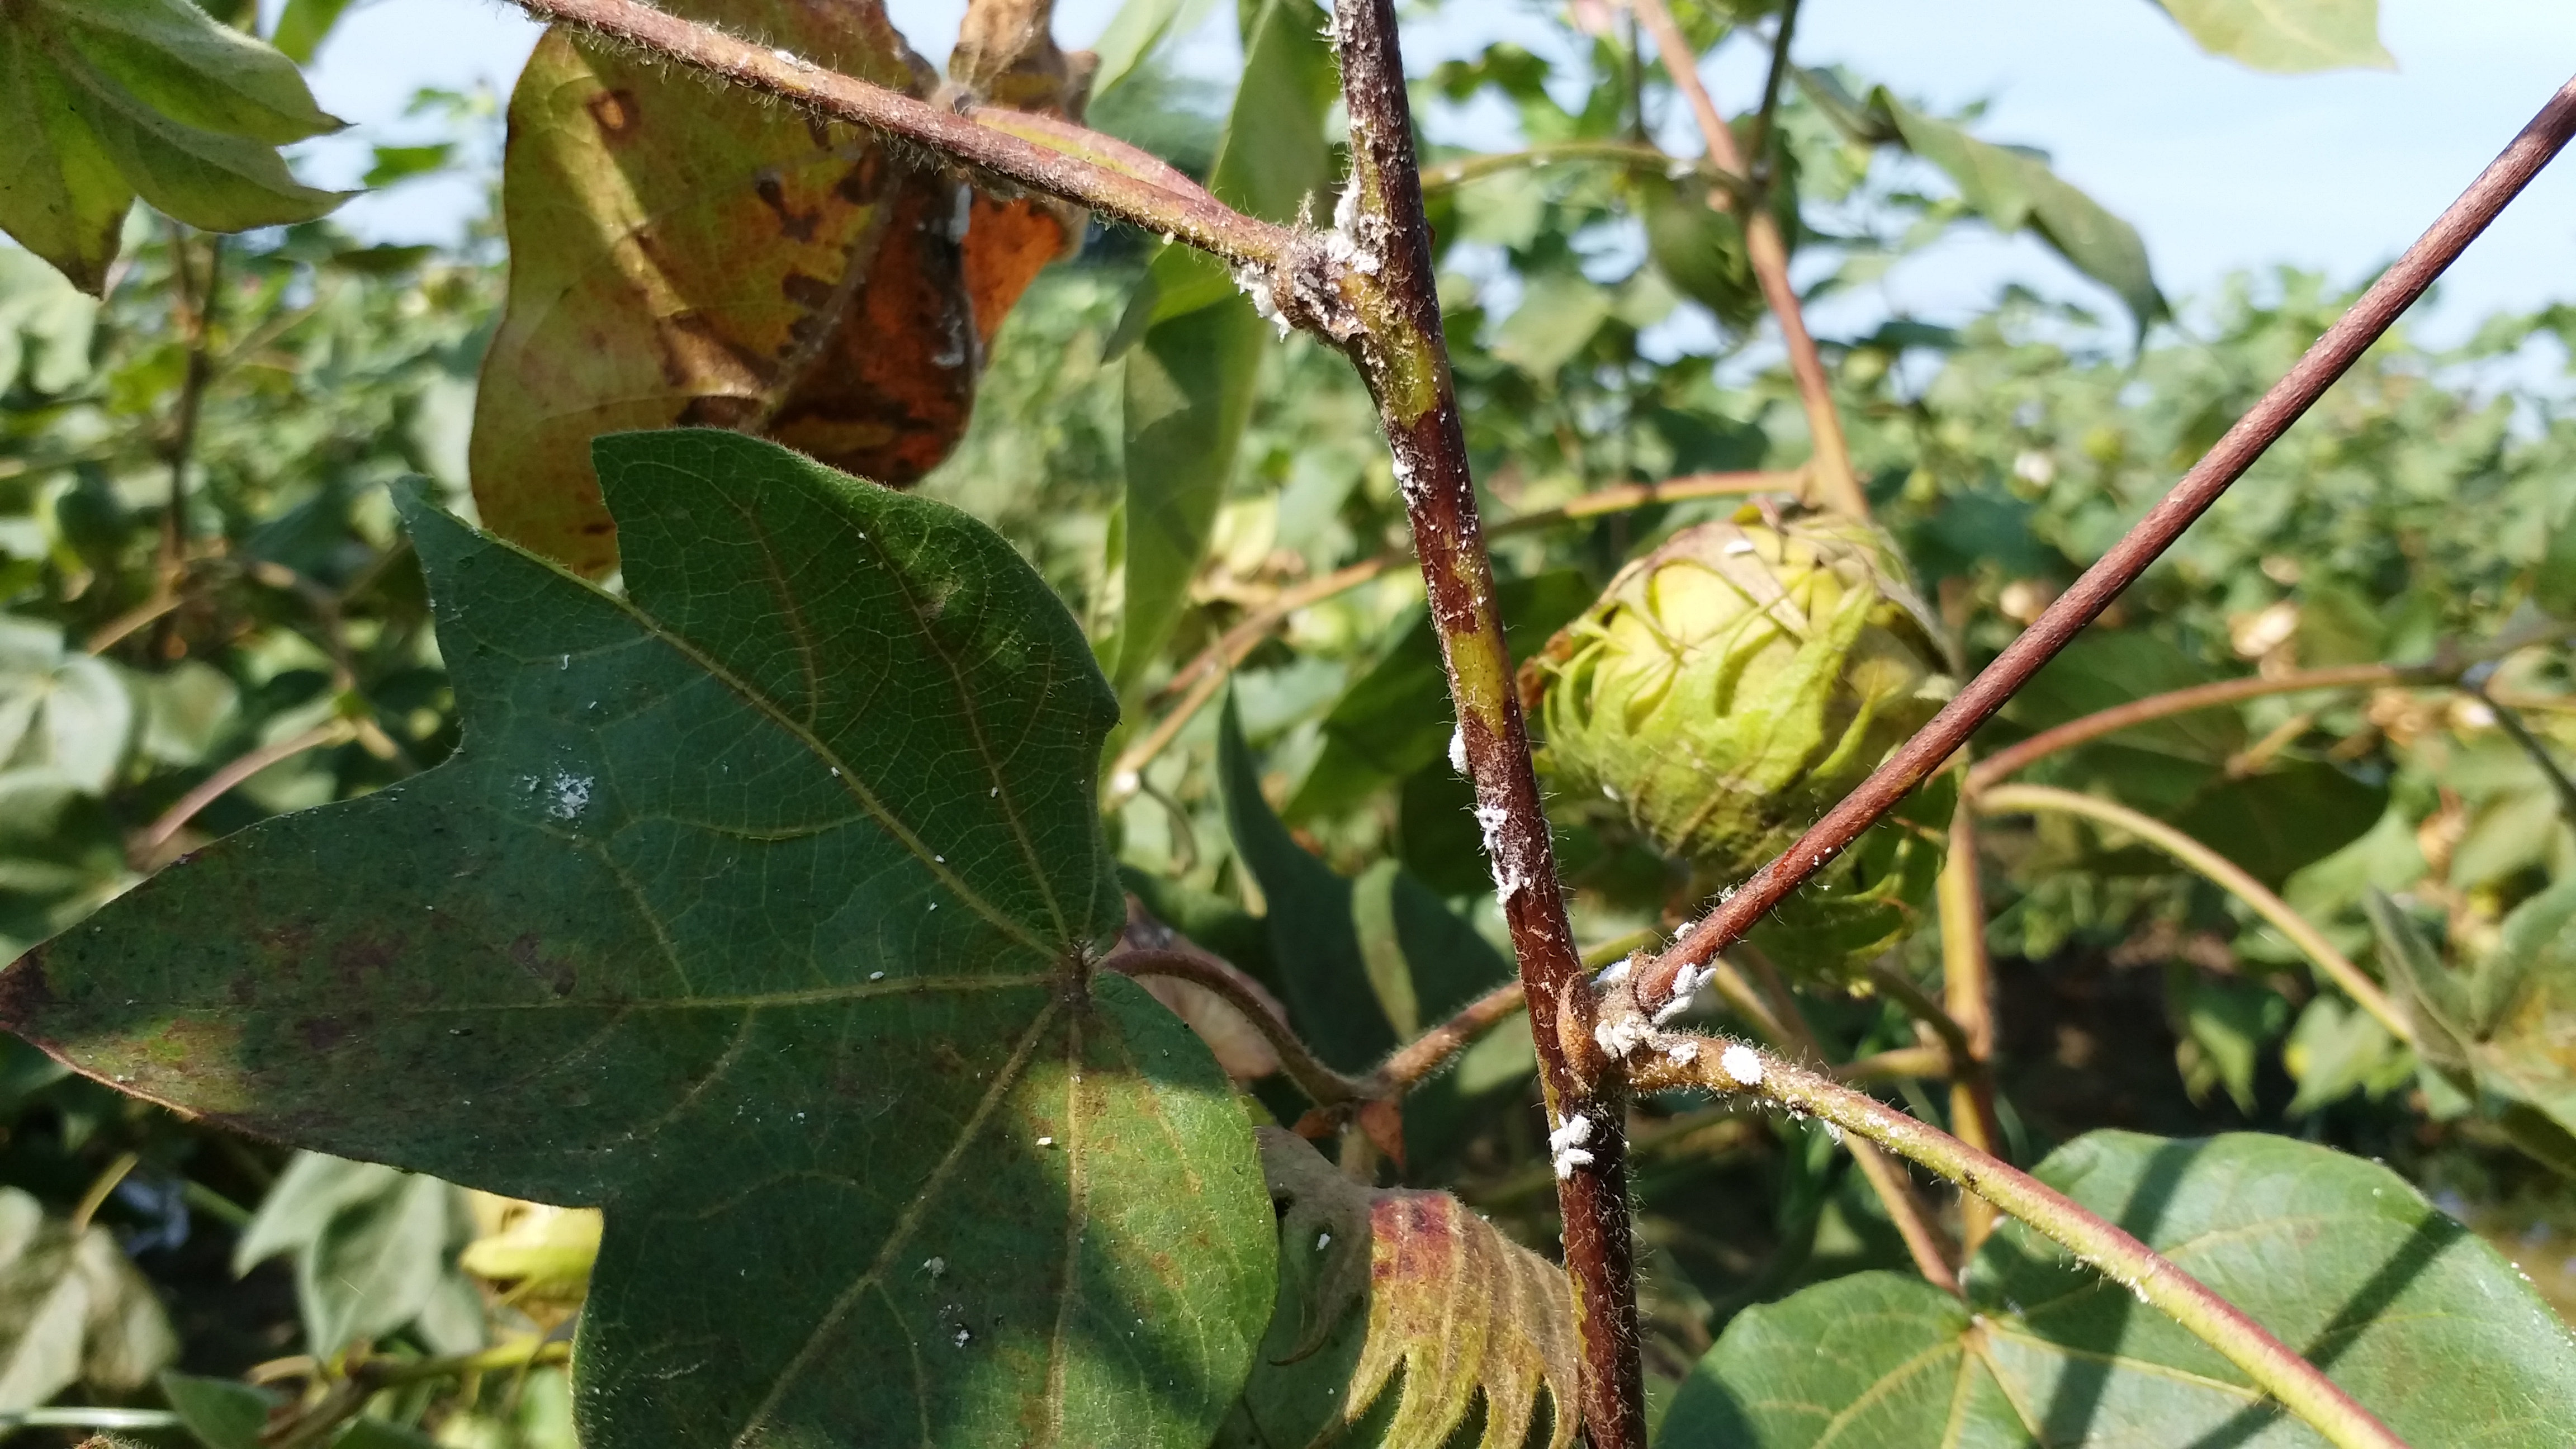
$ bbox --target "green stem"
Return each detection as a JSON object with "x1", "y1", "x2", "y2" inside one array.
[
  {"x1": 1975, "y1": 784, "x2": 2408, "y2": 1041},
  {"x1": 2463, "y1": 667, "x2": 2576, "y2": 828},
  {"x1": 1633, "y1": 1040, "x2": 2413, "y2": 1449}
]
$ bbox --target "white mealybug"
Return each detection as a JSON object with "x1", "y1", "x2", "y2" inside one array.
[{"x1": 1721, "y1": 1044, "x2": 1765, "y2": 1086}]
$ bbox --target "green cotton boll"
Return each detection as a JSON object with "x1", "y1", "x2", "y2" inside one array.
[{"x1": 1523, "y1": 509, "x2": 1957, "y2": 977}]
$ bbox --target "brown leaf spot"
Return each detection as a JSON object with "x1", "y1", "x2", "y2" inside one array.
[
  {"x1": 0, "y1": 948, "x2": 56, "y2": 1030},
  {"x1": 330, "y1": 932, "x2": 403, "y2": 987},
  {"x1": 506, "y1": 934, "x2": 577, "y2": 998},
  {"x1": 755, "y1": 173, "x2": 821, "y2": 243}
]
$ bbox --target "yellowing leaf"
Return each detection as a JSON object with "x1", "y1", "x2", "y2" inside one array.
[
  {"x1": 468, "y1": 0, "x2": 1083, "y2": 577},
  {"x1": 1225, "y1": 1128, "x2": 1579, "y2": 1449},
  {"x1": 2156, "y1": 0, "x2": 2393, "y2": 74}
]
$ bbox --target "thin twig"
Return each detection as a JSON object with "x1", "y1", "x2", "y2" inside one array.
[
  {"x1": 1966, "y1": 619, "x2": 2576, "y2": 789},
  {"x1": 1628, "y1": 0, "x2": 1862, "y2": 518},
  {"x1": 1971, "y1": 664, "x2": 2419, "y2": 789},
  {"x1": 162, "y1": 226, "x2": 218, "y2": 576},
  {"x1": 1418, "y1": 140, "x2": 1673, "y2": 191},
  {"x1": 1633, "y1": 73, "x2": 2576, "y2": 1018},
  {"x1": 1935, "y1": 807, "x2": 2004, "y2": 1251},
  {"x1": 1744, "y1": 0, "x2": 1801, "y2": 197},
  {"x1": 1633, "y1": 1040, "x2": 2411, "y2": 1449},
  {"x1": 1105, "y1": 467, "x2": 1798, "y2": 806},
  {"x1": 2463, "y1": 665, "x2": 2576, "y2": 828},
  {"x1": 505, "y1": 0, "x2": 1295, "y2": 268},
  {"x1": 1365, "y1": 979, "x2": 1527, "y2": 1096},
  {"x1": 1976, "y1": 784, "x2": 2407, "y2": 1040},
  {"x1": 1737, "y1": 947, "x2": 1958, "y2": 1291},
  {"x1": 1329, "y1": 1, "x2": 1644, "y2": 1439},
  {"x1": 1107, "y1": 950, "x2": 1366, "y2": 1106},
  {"x1": 137, "y1": 722, "x2": 354, "y2": 857}
]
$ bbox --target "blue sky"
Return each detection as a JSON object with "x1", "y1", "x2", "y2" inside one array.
[{"x1": 290, "y1": 0, "x2": 2576, "y2": 342}]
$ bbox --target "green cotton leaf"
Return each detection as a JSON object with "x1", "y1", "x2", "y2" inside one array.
[
  {"x1": 269, "y1": 0, "x2": 358, "y2": 65},
  {"x1": 1218, "y1": 1129, "x2": 1578, "y2": 1449},
  {"x1": 1217, "y1": 696, "x2": 1399, "y2": 1073},
  {"x1": 296, "y1": 1169, "x2": 473, "y2": 1358},
  {"x1": 0, "y1": 1186, "x2": 176, "y2": 1411},
  {"x1": 1088, "y1": 0, "x2": 1220, "y2": 98},
  {"x1": 361, "y1": 143, "x2": 452, "y2": 189},
  {"x1": 2364, "y1": 888, "x2": 2475, "y2": 1069},
  {"x1": 2283, "y1": 994, "x2": 2408, "y2": 1116},
  {"x1": 160, "y1": 1370, "x2": 283, "y2": 1449},
  {"x1": 1112, "y1": 0, "x2": 1334, "y2": 692},
  {"x1": 1662, "y1": 1131, "x2": 2576, "y2": 1447},
  {"x1": 1117, "y1": 257, "x2": 1266, "y2": 694},
  {"x1": 0, "y1": 247, "x2": 100, "y2": 397},
  {"x1": 0, "y1": 617, "x2": 135, "y2": 795},
  {"x1": 1874, "y1": 91, "x2": 2166, "y2": 334},
  {"x1": 0, "y1": 0, "x2": 347, "y2": 293},
  {"x1": 2171, "y1": 759, "x2": 2388, "y2": 887},
  {"x1": 2407, "y1": 878, "x2": 2576, "y2": 1149},
  {"x1": 2154, "y1": 0, "x2": 2393, "y2": 74},
  {"x1": 0, "y1": 430, "x2": 1274, "y2": 1449},
  {"x1": 2476, "y1": 878, "x2": 2576, "y2": 1036}
]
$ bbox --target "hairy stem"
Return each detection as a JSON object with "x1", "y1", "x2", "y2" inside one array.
[
  {"x1": 1105, "y1": 467, "x2": 1798, "y2": 806},
  {"x1": 1366, "y1": 979, "x2": 1527, "y2": 1097},
  {"x1": 1629, "y1": 0, "x2": 1862, "y2": 518},
  {"x1": 1634, "y1": 1040, "x2": 2411, "y2": 1449},
  {"x1": 1739, "y1": 947, "x2": 1958, "y2": 1290},
  {"x1": 1935, "y1": 807, "x2": 2004, "y2": 1251},
  {"x1": 1632, "y1": 73, "x2": 2576, "y2": 1019},
  {"x1": 505, "y1": 0, "x2": 1294, "y2": 267},
  {"x1": 1328, "y1": 1, "x2": 1644, "y2": 1439},
  {"x1": 1976, "y1": 784, "x2": 2407, "y2": 1040}
]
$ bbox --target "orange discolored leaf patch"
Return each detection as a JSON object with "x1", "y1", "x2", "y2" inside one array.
[{"x1": 467, "y1": 0, "x2": 1083, "y2": 577}]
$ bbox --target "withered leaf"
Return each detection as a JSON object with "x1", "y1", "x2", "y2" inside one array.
[{"x1": 467, "y1": 0, "x2": 1084, "y2": 577}]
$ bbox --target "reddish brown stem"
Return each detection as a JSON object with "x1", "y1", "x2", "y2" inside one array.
[
  {"x1": 1105, "y1": 950, "x2": 1366, "y2": 1107},
  {"x1": 1969, "y1": 664, "x2": 2412, "y2": 790},
  {"x1": 1366, "y1": 980, "x2": 1527, "y2": 1097},
  {"x1": 507, "y1": 0, "x2": 1294, "y2": 268},
  {"x1": 1634, "y1": 71, "x2": 2576, "y2": 1016},
  {"x1": 1328, "y1": 1, "x2": 1644, "y2": 1441},
  {"x1": 138, "y1": 722, "x2": 352, "y2": 857}
]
